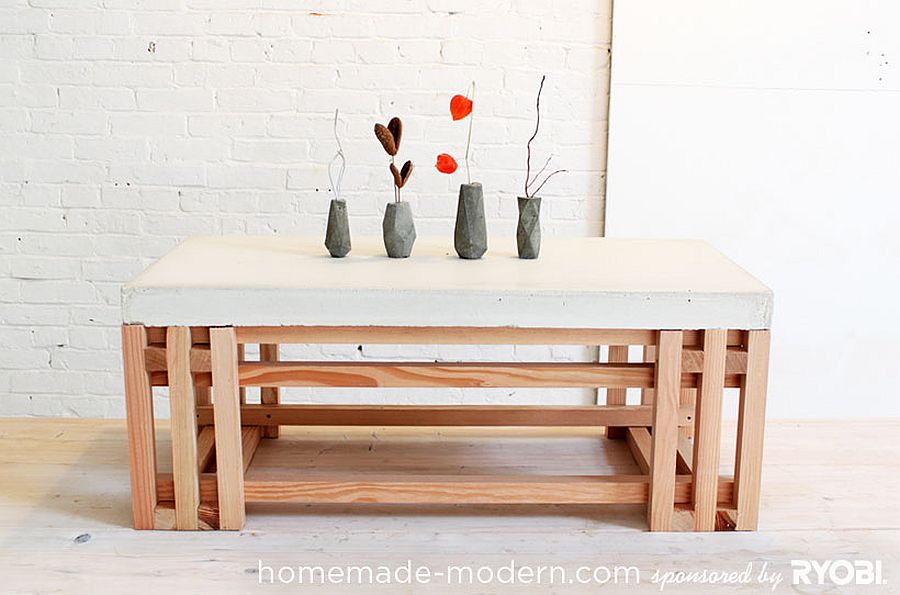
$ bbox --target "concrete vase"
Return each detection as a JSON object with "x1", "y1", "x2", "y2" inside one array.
[
  {"x1": 324, "y1": 199, "x2": 351, "y2": 258},
  {"x1": 516, "y1": 196, "x2": 541, "y2": 259},
  {"x1": 454, "y1": 182, "x2": 487, "y2": 259},
  {"x1": 382, "y1": 201, "x2": 416, "y2": 258}
]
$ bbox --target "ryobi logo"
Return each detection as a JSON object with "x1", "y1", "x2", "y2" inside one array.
[{"x1": 791, "y1": 559, "x2": 885, "y2": 586}]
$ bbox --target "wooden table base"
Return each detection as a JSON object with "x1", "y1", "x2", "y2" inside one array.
[{"x1": 122, "y1": 325, "x2": 770, "y2": 532}]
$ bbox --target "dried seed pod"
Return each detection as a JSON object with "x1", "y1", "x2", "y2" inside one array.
[
  {"x1": 389, "y1": 162, "x2": 402, "y2": 187},
  {"x1": 388, "y1": 117, "x2": 403, "y2": 152},
  {"x1": 399, "y1": 160, "x2": 413, "y2": 188},
  {"x1": 374, "y1": 123, "x2": 397, "y2": 156}
]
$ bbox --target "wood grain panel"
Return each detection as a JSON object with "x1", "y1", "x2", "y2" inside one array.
[
  {"x1": 238, "y1": 362, "x2": 654, "y2": 388},
  {"x1": 209, "y1": 327, "x2": 245, "y2": 531},
  {"x1": 166, "y1": 327, "x2": 200, "y2": 530},
  {"x1": 122, "y1": 325, "x2": 157, "y2": 530},
  {"x1": 648, "y1": 330, "x2": 683, "y2": 531},
  {"x1": 194, "y1": 404, "x2": 695, "y2": 428},
  {"x1": 734, "y1": 330, "x2": 771, "y2": 530}
]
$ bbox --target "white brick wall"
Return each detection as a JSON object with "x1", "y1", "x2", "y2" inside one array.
[{"x1": 0, "y1": 0, "x2": 612, "y2": 417}]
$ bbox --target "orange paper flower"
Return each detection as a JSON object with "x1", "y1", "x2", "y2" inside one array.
[
  {"x1": 450, "y1": 94, "x2": 473, "y2": 121},
  {"x1": 435, "y1": 153, "x2": 458, "y2": 174}
]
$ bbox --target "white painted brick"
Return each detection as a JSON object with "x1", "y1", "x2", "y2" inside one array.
[
  {"x1": 0, "y1": 207, "x2": 65, "y2": 231},
  {"x1": 110, "y1": 112, "x2": 185, "y2": 135},
  {"x1": 0, "y1": 84, "x2": 56, "y2": 108},
  {"x1": 10, "y1": 256, "x2": 81, "y2": 280},
  {"x1": 233, "y1": 140, "x2": 309, "y2": 164},
  {"x1": 149, "y1": 138, "x2": 226, "y2": 163},
  {"x1": 74, "y1": 137, "x2": 150, "y2": 162},
  {"x1": 136, "y1": 87, "x2": 213, "y2": 111},
  {"x1": 58, "y1": 87, "x2": 136, "y2": 111},
  {"x1": 207, "y1": 164, "x2": 286, "y2": 189},
  {"x1": 93, "y1": 63, "x2": 172, "y2": 87},
  {"x1": 109, "y1": 163, "x2": 206, "y2": 187},
  {"x1": 191, "y1": 38, "x2": 229, "y2": 63},
  {"x1": 48, "y1": 10, "x2": 131, "y2": 35},
  {"x1": 132, "y1": 13, "x2": 205, "y2": 36},
  {"x1": 17, "y1": 233, "x2": 93, "y2": 255},
  {"x1": 1, "y1": 0, "x2": 610, "y2": 417},
  {"x1": 19, "y1": 279, "x2": 97, "y2": 303},
  {"x1": 188, "y1": 114, "x2": 267, "y2": 138},
  {"x1": 29, "y1": 110, "x2": 107, "y2": 134},
  {"x1": 33, "y1": 35, "x2": 73, "y2": 60},
  {"x1": 73, "y1": 36, "x2": 115, "y2": 60},
  {"x1": 216, "y1": 88, "x2": 294, "y2": 112}
]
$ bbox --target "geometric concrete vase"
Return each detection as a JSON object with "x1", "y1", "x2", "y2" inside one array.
[
  {"x1": 516, "y1": 196, "x2": 541, "y2": 259},
  {"x1": 382, "y1": 201, "x2": 416, "y2": 258},
  {"x1": 454, "y1": 182, "x2": 487, "y2": 260},
  {"x1": 324, "y1": 198, "x2": 351, "y2": 258}
]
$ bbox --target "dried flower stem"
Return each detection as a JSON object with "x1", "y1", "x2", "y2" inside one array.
[{"x1": 464, "y1": 81, "x2": 474, "y2": 185}]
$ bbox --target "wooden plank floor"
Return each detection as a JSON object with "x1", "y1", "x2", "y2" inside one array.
[{"x1": 0, "y1": 419, "x2": 898, "y2": 593}]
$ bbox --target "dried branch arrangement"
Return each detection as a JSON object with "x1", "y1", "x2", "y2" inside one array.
[
  {"x1": 524, "y1": 75, "x2": 566, "y2": 198},
  {"x1": 374, "y1": 117, "x2": 413, "y2": 203}
]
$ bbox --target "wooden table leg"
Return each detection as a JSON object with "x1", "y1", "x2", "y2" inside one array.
[
  {"x1": 122, "y1": 324, "x2": 157, "y2": 530},
  {"x1": 259, "y1": 344, "x2": 280, "y2": 438},
  {"x1": 648, "y1": 330, "x2": 682, "y2": 531},
  {"x1": 210, "y1": 327, "x2": 246, "y2": 530},
  {"x1": 641, "y1": 345, "x2": 656, "y2": 405},
  {"x1": 734, "y1": 330, "x2": 771, "y2": 530},
  {"x1": 691, "y1": 329, "x2": 727, "y2": 531},
  {"x1": 605, "y1": 345, "x2": 629, "y2": 439},
  {"x1": 166, "y1": 327, "x2": 200, "y2": 530}
]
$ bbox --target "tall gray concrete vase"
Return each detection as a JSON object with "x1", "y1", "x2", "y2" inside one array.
[
  {"x1": 454, "y1": 182, "x2": 487, "y2": 259},
  {"x1": 516, "y1": 196, "x2": 541, "y2": 259},
  {"x1": 383, "y1": 201, "x2": 416, "y2": 258},
  {"x1": 324, "y1": 199, "x2": 351, "y2": 258}
]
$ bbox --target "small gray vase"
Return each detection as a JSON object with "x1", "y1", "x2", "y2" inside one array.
[
  {"x1": 324, "y1": 199, "x2": 351, "y2": 258},
  {"x1": 383, "y1": 201, "x2": 416, "y2": 258},
  {"x1": 454, "y1": 182, "x2": 487, "y2": 259},
  {"x1": 516, "y1": 196, "x2": 541, "y2": 259}
]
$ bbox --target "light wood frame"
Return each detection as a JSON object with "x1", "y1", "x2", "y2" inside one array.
[{"x1": 122, "y1": 325, "x2": 769, "y2": 532}]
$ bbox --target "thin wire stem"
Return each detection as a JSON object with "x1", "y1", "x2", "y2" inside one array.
[{"x1": 328, "y1": 109, "x2": 346, "y2": 201}]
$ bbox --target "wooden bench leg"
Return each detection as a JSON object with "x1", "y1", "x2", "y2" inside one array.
[
  {"x1": 734, "y1": 330, "x2": 771, "y2": 530},
  {"x1": 691, "y1": 329, "x2": 727, "y2": 531},
  {"x1": 122, "y1": 324, "x2": 157, "y2": 530},
  {"x1": 648, "y1": 330, "x2": 682, "y2": 531},
  {"x1": 210, "y1": 327, "x2": 246, "y2": 530},
  {"x1": 605, "y1": 345, "x2": 629, "y2": 439},
  {"x1": 167, "y1": 326, "x2": 200, "y2": 530},
  {"x1": 259, "y1": 344, "x2": 280, "y2": 438},
  {"x1": 641, "y1": 345, "x2": 655, "y2": 405}
]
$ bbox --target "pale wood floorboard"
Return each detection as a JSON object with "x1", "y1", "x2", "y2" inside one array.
[{"x1": 0, "y1": 419, "x2": 897, "y2": 593}]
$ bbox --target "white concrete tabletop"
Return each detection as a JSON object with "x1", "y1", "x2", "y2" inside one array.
[{"x1": 122, "y1": 236, "x2": 773, "y2": 329}]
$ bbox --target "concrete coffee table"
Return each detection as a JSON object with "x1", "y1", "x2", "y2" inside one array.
[{"x1": 120, "y1": 236, "x2": 772, "y2": 532}]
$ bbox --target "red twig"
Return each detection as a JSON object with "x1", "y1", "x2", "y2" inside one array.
[{"x1": 524, "y1": 75, "x2": 546, "y2": 198}]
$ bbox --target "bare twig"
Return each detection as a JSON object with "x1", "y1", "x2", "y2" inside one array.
[
  {"x1": 532, "y1": 169, "x2": 567, "y2": 197},
  {"x1": 528, "y1": 154, "x2": 553, "y2": 188},
  {"x1": 524, "y1": 75, "x2": 546, "y2": 197}
]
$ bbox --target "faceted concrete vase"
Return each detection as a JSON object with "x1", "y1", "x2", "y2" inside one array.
[
  {"x1": 324, "y1": 199, "x2": 351, "y2": 258},
  {"x1": 454, "y1": 182, "x2": 487, "y2": 260},
  {"x1": 382, "y1": 201, "x2": 416, "y2": 258},
  {"x1": 516, "y1": 196, "x2": 541, "y2": 259}
]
